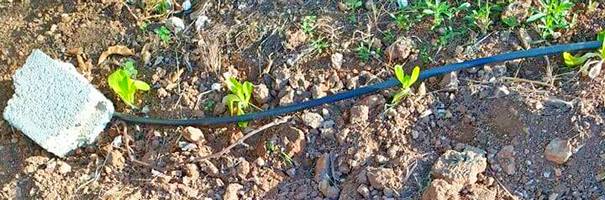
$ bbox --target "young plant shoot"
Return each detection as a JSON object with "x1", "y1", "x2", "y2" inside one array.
[
  {"x1": 223, "y1": 77, "x2": 254, "y2": 128},
  {"x1": 107, "y1": 60, "x2": 151, "y2": 108},
  {"x1": 562, "y1": 31, "x2": 605, "y2": 79},
  {"x1": 392, "y1": 65, "x2": 420, "y2": 105}
]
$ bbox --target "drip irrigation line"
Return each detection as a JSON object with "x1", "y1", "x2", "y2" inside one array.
[{"x1": 113, "y1": 40, "x2": 603, "y2": 126}]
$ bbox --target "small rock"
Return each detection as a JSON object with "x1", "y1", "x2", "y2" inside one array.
[
  {"x1": 364, "y1": 0, "x2": 375, "y2": 11},
  {"x1": 302, "y1": 112, "x2": 323, "y2": 129},
  {"x1": 184, "y1": 163, "x2": 199, "y2": 179},
  {"x1": 544, "y1": 138, "x2": 573, "y2": 164},
  {"x1": 179, "y1": 142, "x2": 198, "y2": 151},
  {"x1": 318, "y1": 179, "x2": 340, "y2": 199},
  {"x1": 279, "y1": 88, "x2": 295, "y2": 106},
  {"x1": 108, "y1": 150, "x2": 125, "y2": 170},
  {"x1": 331, "y1": 53, "x2": 343, "y2": 69},
  {"x1": 284, "y1": 127, "x2": 306, "y2": 156},
  {"x1": 417, "y1": 82, "x2": 427, "y2": 96},
  {"x1": 311, "y1": 85, "x2": 327, "y2": 99},
  {"x1": 195, "y1": 15, "x2": 211, "y2": 32},
  {"x1": 255, "y1": 157, "x2": 266, "y2": 167},
  {"x1": 223, "y1": 183, "x2": 243, "y2": 200},
  {"x1": 253, "y1": 84, "x2": 271, "y2": 104},
  {"x1": 349, "y1": 105, "x2": 369, "y2": 124},
  {"x1": 314, "y1": 153, "x2": 330, "y2": 182},
  {"x1": 236, "y1": 159, "x2": 251, "y2": 179},
  {"x1": 183, "y1": 126, "x2": 204, "y2": 143},
  {"x1": 367, "y1": 167, "x2": 399, "y2": 190},
  {"x1": 385, "y1": 37, "x2": 415, "y2": 62},
  {"x1": 466, "y1": 184, "x2": 497, "y2": 200},
  {"x1": 357, "y1": 184, "x2": 370, "y2": 198},
  {"x1": 57, "y1": 161, "x2": 71, "y2": 174},
  {"x1": 166, "y1": 17, "x2": 185, "y2": 33},
  {"x1": 431, "y1": 148, "x2": 487, "y2": 189},
  {"x1": 421, "y1": 179, "x2": 460, "y2": 200},
  {"x1": 182, "y1": 0, "x2": 192, "y2": 11},
  {"x1": 285, "y1": 29, "x2": 308, "y2": 50},
  {"x1": 440, "y1": 72, "x2": 459, "y2": 90},
  {"x1": 497, "y1": 145, "x2": 516, "y2": 175},
  {"x1": 199, "y1": 160, "x2": 220, "y2": 177}
]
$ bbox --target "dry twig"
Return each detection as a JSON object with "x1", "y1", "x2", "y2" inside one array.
[{"x1": 192, "y1": 116, "x2": 292, "y2": 162}]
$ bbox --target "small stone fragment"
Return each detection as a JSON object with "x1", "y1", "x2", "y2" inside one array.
[
  {"x1": 497, "y1": 145, "x2": 516, "y2": 175},
  {"x1": 108, "y1": 150, "x2": 125, "y2": 170},
  {"x1": 223, "y1": 183, "x2": 243, "y2": 200},
  {"x1": 314, "y1": 153, "x2": 330, "y2": 182},
  {"x1": 166, "y1": 17, "x2": 186, "y2": 33},
  {"x1": 440, "y1": 72, "x2": 459, "y2": 90},
  {"x1": 421, "y1": 179, "x2": 460, "y2": 200},
  {"x1": 357, "y1": 184, "x2": 370, "y2": 198},
  {"x1": 331, "y1": 53, "x2": 343, "y2": 69},
  {"x1": 236, "y1": 158, "x2": 251, "y2": 179},
  {"x1": 431, "y1": 148, "x2": 487, "y2": 189},
  {"x1": 253, "y1": 84, "x2": 271, "y2": 104},
  {"x1": 302, "y1": 112, "x2": 323, "y2": 129},
  {"x1": 544, "y1": 138, "x2": 573, "y2": 164},
  {"x1": 366, "y1": 167, "x2": 399, "y2": 190},
  {"x1": 183, "y1": 126, "x2": 204, "y2": 143},
  {"x1": 385, "y1": 37, "x2": 415, "y2": 62},
  {"x1": 349, "y1": 105, "x2": 369, "y2": 124},
  {"x1": 57, "y1": 160, "x2": 71, "y2": 174}
]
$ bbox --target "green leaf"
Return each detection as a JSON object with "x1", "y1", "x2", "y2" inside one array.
[
  {"x1": 598, "y1": 30, "x2": 605, "y2": 42},
  {"x1": 563, "y1": 52, "x2": 598, "y2": 67},
  {"x1": 394, "y1": 65, "x2": 405, "y2": 85},
  {"x1": 107, "y1": 67, "x2": 150, "y2": 107},
  {"x1": 527, "y1": 13, "x2": 546, "y2": 22},
  {"x1": 242, "y1": 81, "x2": 254, "y2": 102},
  {"x1": 407, "y1": 66, "x2": 420, "y2": 88},
  {"x1": 133, "y1": 80, "x2": 150, "y2": 91},
  {"x1": 223, "y1": 94, "x2": 240, "y2": 115}
]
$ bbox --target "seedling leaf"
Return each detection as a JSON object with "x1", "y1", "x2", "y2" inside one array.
[
  {"x1": 527, "y1": 13, "x2": 546, "y2": 23},
  {"x1": 107, "y1": 62, "x2": 150, "y2": 107},
  {"x1": 563, "y1": 52, "x2": 599, "y2": 67},
  {"x1": 224, "y1": 77, "x2": 255, "y2": 128}
]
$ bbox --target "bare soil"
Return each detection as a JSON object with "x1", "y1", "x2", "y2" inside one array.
[{"x1": 1, "y1": 0, "x2": 604, "y2": 199}]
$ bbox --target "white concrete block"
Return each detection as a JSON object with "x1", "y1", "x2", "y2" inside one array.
[{"x1": 3, "y1": 49, "x2": 114, "y2": 157}]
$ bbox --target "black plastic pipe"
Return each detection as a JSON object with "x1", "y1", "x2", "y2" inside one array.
[{"x1": 113, "y1": 40, "x2": 603, "y2": 126}]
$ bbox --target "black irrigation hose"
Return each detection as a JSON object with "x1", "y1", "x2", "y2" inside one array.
[{"x1": 113, "y1": 40, "x2": 603, "y2": 126}]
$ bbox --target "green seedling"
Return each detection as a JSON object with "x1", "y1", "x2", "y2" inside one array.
[
  {"x1": 502, "y1": 16, "x2": 519, "y2": 28},
  {"x1": 107, "y1": 60, "x2": 150, "y2": 108},
  {"x1": 154, "y1": 26, "x2": 171, "y2": 44},
  {"x1": 345, "y1": 0, "x2": 363, "y2": 11},
  {"x1": 356, "y1": 43, "x2": 372, "y2": 62},
  {"x1": 526, "y1": 0, "x2": 574, "y2": 39},
  {"x1": 223, "y1": 77, "x2": 254, "y2": 128},
  {"x1": 301, "y1": 15, "x2": 317, "y2": 35},
  {"x1": 391, "y1": 65, "x2": 420, "y2": 104},
  {"x1": 562, "y1": 31, "x2": 605, "y2": 78},
  {"x1": 468, "y1": 1, "x2": 493, "y2": 33},
  {"x1": 154, "y1": 0, "x2": 171, "y2": 14},
  {"x1": 311, "y1": 38, "x2": 329, "y2": 53},
  {"x1": 382, "y1": 30, "x2": 396, "y2": 45},
  {"x1": 420, "y1": 0, "x2": 469, "y2": 29},
  {"x1": 265, "y1": 140, "x2": 294, "y2": 166},
  {"x1": 392, "y1": 12, "x2": 412, "y2": 30},
  {"x1": 438, "y1": 26, "x2": 466, "y2": 46}
]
